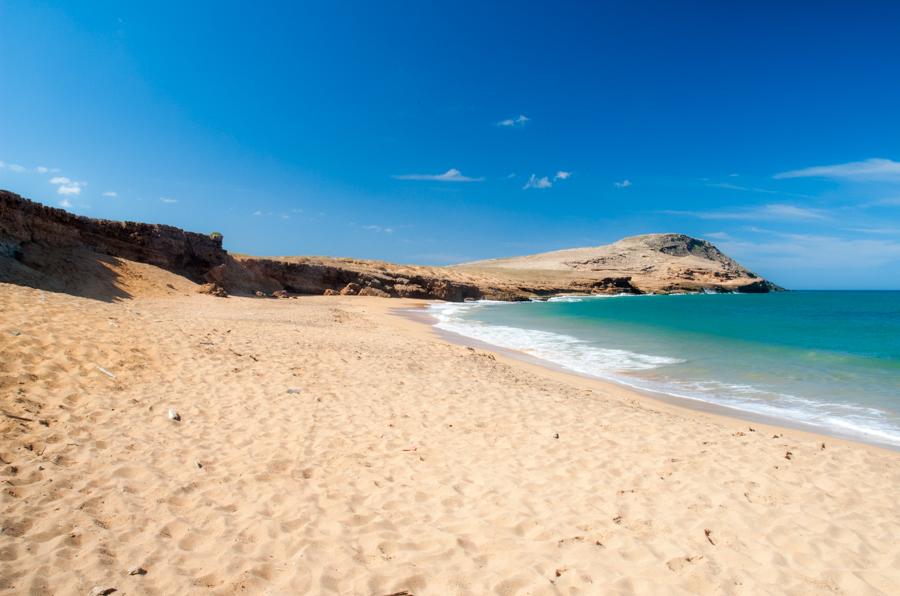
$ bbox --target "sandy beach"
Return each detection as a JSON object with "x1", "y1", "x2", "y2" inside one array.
[{"x1": 2, "y1": 271, "x2": 900, "y2": 595}]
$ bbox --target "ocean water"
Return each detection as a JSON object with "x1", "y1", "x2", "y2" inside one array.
[{"x1": 429, "y1": 292, "x2": 900, "y2": 448}]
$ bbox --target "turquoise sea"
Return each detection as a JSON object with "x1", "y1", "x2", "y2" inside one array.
[{"x1": 429, "y1": 291, "x2": 900, "y2": 448}]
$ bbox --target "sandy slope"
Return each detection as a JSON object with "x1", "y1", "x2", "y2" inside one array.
[{"x1": 2, "y1": 274, "x2": 899, "y2": 595}]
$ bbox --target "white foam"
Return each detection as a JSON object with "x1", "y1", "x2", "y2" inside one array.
[
  {"x1": 430, "y1": 301, "x2": 683, "y2": 375},
  {"x1": 427, "y1": 301, "x2": 900, "y2": 448}
]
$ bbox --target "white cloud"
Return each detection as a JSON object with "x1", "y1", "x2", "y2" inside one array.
[
  {"x1": 497, "y1": 114, "x2": 530, "y2": 127},
  {"x1": 160, "y1": 197, "x2": 178, "y2": 203},
  {"x1": 704, "y1": 232, "x2": 733, "y2": 240},
  {"x1": 774, "y1": 158, "x2": 900, "y2": 181},
  {"x1": 614, "y1": 179, "x2": 632, "y2": 188},
  {"x1": 103, "y1": 191, "x2": 118, "y2": 197},
  {"x1": 523, "y1": 174, "x2": 553, "y2": 190},
  {"x1": 8, "y1": 164, "x2": 26, "y2": 173},
  {"x1": 49, "y1": 176, "x2": 86, "y2": 195},
  {"x1": 554, "y1": 171, "x2": 572, "y2": 181},
  {"x1": 661, "y1": 203, "x2": 830, "y2": 221},
  {"x1": 59, "y1": 198, "x2": 73, "y2": 208},
  {"x1": 57, "y1": 184, "x2": 82, "y2": 195},
  {"x1": 392, "y1": 168, "x2": 484, "y2": 182},
  {"x1": 35, "y1": 166, "x2": 49, "y2": 174},
  {"x1": 253, "y1": 210, "x2": 263, "y2": 216}
]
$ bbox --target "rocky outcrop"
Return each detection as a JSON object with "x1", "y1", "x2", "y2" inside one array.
[
  {"x1": 0, "y1": 190, "x2": 226, "y2": 282},
  {"x1": 0, "y1": 191, "x2": 783, "y2": 300},
  {"x1": 230, "y1": 257, "x2": 484, "y2": 301},
  {"x1": 197, "y1": 282, "x2": 228, "y2": 297}
]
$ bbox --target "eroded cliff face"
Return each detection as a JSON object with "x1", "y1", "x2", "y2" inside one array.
[
  {"x1": 0, "y1": 191, "x2": 782, "y2": 301},
  {"x1": 0, "y1": 190, "x2": 227, "y2": 280}
]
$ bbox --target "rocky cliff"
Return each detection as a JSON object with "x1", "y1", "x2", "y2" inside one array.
[{"x1": 0, "y1": 190, "x2": 782, "y2": 300}]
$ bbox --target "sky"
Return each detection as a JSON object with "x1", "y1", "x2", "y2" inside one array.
[{"x1": 2, "y1": 1, "x2": 900, "y2": 289}]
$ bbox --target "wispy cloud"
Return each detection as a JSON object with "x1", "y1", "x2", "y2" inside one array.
[
  {"x1": 661, "y1": 203, "x2": 830, "y2": 221},
  {"x1": 102, "y1": 191, "x2": 118, "y2": 197},
  {"x1": 392, "y1": 168, "x2": 484, "y2": 182},
  {"x1": 614, "y1": 179, "x2": 632, "y2": 188},
  {"x1": 159, "y1": 196, "x2": 178, "y2": 204},
  {"x1": 708, "y1": 181, "x2": 812, "y2": 199},
  {"x1": 709, "y1": 182, "x2": 777, "y2": 194},
  {"x1": 846, "y1": 227, "x2": 900, "y2": 235},
  {"x1": 1, "y1": 161, "x2": 58, "y2": 174},
  {"x1": 523, "y1": 170, "x2": 572, "y2": 190},
  {"x1": 497, "y1": 114, "x2": 530, "y2": 127},
  {"x1": 860, "y1": 197, "x2": 900, "y2": 208},
  {"x1": 523, "y1": 174, "x2": 552, "y2": 190},
  {"x1": 716, "y1": 232, "x2": 900, "y2": 273},
  {"x1": 59, "y1": 198, "x2": 73, "y2": 208},
  {"x1": 362, "y1": 224, "x2": 395, "y2": 234},
  {"x1": 774, "y1": 158, "x2": 900, "y2": 181}
]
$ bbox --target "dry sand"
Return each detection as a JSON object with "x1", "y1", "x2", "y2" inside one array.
[{"x1": 2, "y1": 270, "x2": 899, "y2": 595}]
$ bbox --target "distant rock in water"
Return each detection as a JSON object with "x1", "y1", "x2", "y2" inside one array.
[{"x1": 0, "y1": 190, "x2": 781, "y2": 301}]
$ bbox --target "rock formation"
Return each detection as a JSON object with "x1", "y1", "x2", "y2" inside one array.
[{"x1": 0, "y1": 190, "x2": 782, "y2": 301}]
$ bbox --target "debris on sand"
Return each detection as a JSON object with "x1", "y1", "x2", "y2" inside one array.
[
  {"x1": 168, "y1": 408, "x2": 181, "y2": 422},
  {"x1": 97, "y1": 366, "x2": 116, "y2": 379},
  {"x1": 197, "y1": 282, "x2": 228, "y2": 297}
]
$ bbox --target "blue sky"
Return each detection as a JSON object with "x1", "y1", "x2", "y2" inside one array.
[{"x1": 2, "y1": 1, "x2": 900, "y2": 289}]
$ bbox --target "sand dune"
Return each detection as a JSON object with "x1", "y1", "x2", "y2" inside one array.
[{"x1": 1, "y1": 263, "x2": 899, "y2": 594}]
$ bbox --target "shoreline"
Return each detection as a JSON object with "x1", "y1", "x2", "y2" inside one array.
[{"x1": 394, "y1": 302, "x2": 900, "y2": 454}]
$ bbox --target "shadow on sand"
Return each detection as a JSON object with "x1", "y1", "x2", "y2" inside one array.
[{"x1": 0, "y1": 246, "x2": 133, "y2": 302}]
